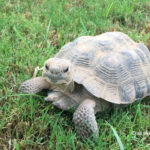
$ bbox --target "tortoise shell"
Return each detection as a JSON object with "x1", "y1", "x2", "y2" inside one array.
[{"x1": 55, "y1": 32, "x2": 150, "y2": 104}]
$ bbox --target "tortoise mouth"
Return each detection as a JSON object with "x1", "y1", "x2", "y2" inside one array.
[{"x1": 45, "y1": 72, "x2": 67, "y2": 84}]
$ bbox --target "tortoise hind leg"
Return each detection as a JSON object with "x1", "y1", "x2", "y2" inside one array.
[
  {"x1": 73, "y1": 99, "x2": 99, "y2": 139},
  {"x1": 19, "y1": 77, "x2": 50, "y2": 94}
]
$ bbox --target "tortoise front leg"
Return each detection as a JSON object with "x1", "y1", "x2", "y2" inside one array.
[
  {"x1": 73, "y1": 99, "x2": 99, "y2": 139},
  {"x1": 45, "y1": 91, "x2": 63, "y2": 102},
  {"x1": 19, "y1": 77, "x2": 50, "y2": 94},
  {"x1": 45, "y1": 91, "x2": 77, "y2": 110}
]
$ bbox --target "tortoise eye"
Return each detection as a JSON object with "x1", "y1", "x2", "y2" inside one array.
[
  {"x1": 63, "y1": 67, "x2": 69, "y2": 73},
  {"x1": 45, "y1": 64, "x2": 49, "y2": 70}
]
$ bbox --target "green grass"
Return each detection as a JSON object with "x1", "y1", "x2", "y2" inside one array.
[{"x1": 0, "y1": 0, "x2": 150, "y2": 149}]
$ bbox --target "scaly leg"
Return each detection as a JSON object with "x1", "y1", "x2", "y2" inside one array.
[
  {"x1": 19, "y1": 77, "x2": 50, "y2": 94},
  {"x1": 73, "y1": 99, "x2": 99, "y2": 139},
  {"x1": 45, "y1": 91, "x2": 77, "y2": 110}
]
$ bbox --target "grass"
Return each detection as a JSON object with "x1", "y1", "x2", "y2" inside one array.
[{"x1": 0, "y1": 0, "x2": 150, "y2": 149}]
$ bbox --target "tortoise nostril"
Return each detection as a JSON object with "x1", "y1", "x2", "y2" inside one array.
[{"x1": 50, "y1": 69, "x2": 59, "y2": 74}]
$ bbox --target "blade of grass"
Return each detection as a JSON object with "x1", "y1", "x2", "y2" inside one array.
[
  {"x1": 106, "y1": 122, "x2": 124, "y2": 150},
  {"x1": 13, "y1": 26, "x2": 31, "y2": 55},
  {"x1": 105, "y1": 1, "x2": 114, "y2": 18},
  {"x1": 80, "y1": 17, "x2": 88, "y2": 34}
]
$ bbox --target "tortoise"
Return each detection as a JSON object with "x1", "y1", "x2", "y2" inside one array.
[{"x1": 19, "y1": 32, "x2": 150, "y2": 139}]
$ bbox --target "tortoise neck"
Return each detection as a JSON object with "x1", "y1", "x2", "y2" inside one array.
[
  {"x1": 66, "y1": 80, "x2": 75, "y2": 93},
  {"x1": 53, "y1": 80, "x2": 75, "y2": 93}
]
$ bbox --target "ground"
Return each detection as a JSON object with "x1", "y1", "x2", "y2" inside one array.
[{"x1": 0, "y1": 0, "x2": 150, "y2": 149}]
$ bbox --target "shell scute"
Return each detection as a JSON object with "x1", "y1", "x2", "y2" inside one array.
[{"x1": 71, "y1": 49, "x2": 95, "y2": 67}]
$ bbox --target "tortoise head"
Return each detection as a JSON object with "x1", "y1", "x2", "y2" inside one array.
[{"x1": 42, "y1": 58, "x2": 74, "y2": 92}]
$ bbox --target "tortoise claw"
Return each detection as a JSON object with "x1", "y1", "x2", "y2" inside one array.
[{"x1": 44, "y1": 91, "x2": 63, "y2": 102}]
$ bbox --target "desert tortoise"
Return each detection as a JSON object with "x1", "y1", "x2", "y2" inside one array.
[{"x1": 19, "y1": 32, "x2": 150, "y2": 139}]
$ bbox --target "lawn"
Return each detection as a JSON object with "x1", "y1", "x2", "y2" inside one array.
[{"x1": 0, "y1": 0, "x2": 150, "y2": 149}]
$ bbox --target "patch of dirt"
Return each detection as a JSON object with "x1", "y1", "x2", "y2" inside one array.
[
  {"x1": 109, "y1": 21, "x2": 123, "y2": 32},
  {"x1": 145, "y1": 23, "x2": 150, "y2": 50},
  {"x1": 25, "y1": 12, "x2": 32, "y2": 20},
  {"x1": 146, "y1": 37, "x2": 150, "y2": 50},
  {"x1": 45, "y1": 29, "x2": 61, "y2": 49},
  {"x1": 143, "y1": 2, "x2": 150, "y2": 12}
]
